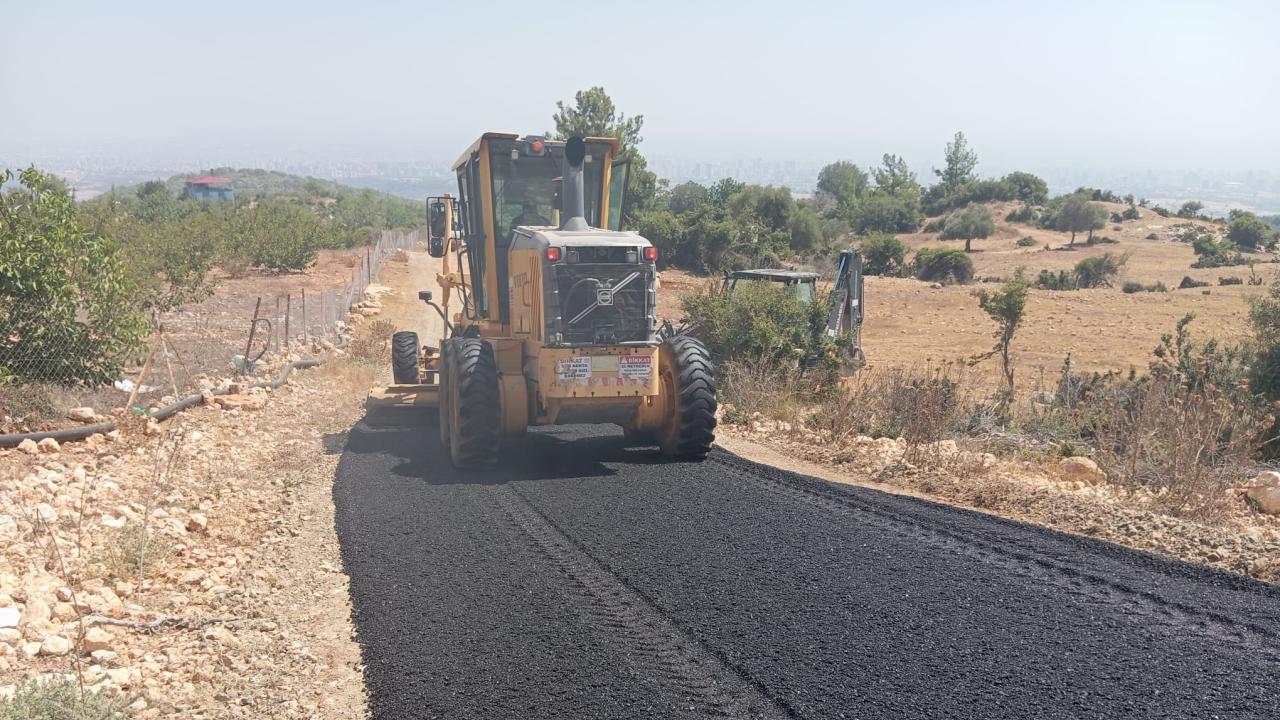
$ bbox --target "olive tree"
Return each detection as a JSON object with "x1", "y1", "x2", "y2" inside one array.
[{"x1": 940, "y1": 204, "x2": 995, "y2": 252}]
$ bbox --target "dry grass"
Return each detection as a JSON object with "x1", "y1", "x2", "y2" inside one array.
[
  {"x1": 95, "y1": 524, "x2": 174, "y2": 581},
  {"x1": 345, "y1": 319, "x2": 397, "y2": 364},
  {"x1": 732, "y1": 347, "x2": 1264, "y2": 524},
  {"x1": 0, "y1": 678, "x2": 129, "y2": 719}
]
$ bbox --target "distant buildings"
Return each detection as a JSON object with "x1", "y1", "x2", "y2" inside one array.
[{"x1": 183, "y1": 176, "x2": 234, "y2": 202}]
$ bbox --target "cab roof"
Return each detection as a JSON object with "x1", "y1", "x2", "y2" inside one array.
[
  {"x1": 511, "y1": 227, "x2": 652, "y2": 250},
  {"x1": 451, "y1": 132, "x2": 621, "y2": 172},
  {"x1": 730, "y1": 269, "x2": 820, "y2": 282}
]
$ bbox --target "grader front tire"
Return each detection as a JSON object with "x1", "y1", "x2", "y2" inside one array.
[
  {"x1": 391, "y1": 331, "x2": 420, "y2": 384},
  {"x1": 657, "y1": 336, "x2": 717, "y2": 460},
  {"x1": 443, "y1": 338, "x2": 501, "y2": 468}
]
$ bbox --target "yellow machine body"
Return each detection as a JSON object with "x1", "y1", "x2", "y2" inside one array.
[{"x1": 372, "y1": 132, "x2": 715, "y2": 464}]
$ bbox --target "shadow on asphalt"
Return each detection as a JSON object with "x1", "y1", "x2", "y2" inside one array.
[{"x1": 338, "y1": 408, "x2": 675, "y2": 486}]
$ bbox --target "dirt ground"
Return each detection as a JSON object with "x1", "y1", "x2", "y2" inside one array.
[
  {"x1": 0, "y1": 247, "x2": 443, "y2": 717},
  {"x1": 658, "y1": 202, "x2": 1275, "y2": 386}
]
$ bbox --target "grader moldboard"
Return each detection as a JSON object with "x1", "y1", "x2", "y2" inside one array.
[{"x1": 369, "y1": 133, "x2": 717, "y2": 468}]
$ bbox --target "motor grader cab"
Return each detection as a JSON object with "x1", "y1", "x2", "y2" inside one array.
[{"x1": 378, "y1": 133, "x2": 717, "y2": 468}]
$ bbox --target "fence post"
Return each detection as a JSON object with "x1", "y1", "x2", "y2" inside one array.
[
  {"x1": 285, "y1": 294, "x2": 291, "y2": 353},
  {"x1": 241, "y1": 297, "x2": 262, "y2": 376},
  {"x1": 366, "y1": 246, "x2": 372, "y2": 287},
  {"x1": 301, "y1": 289, "x2": 308, "y2": 346},
  {"x1": 274, "y1": 296, "x2": 282, "y2": 353}
]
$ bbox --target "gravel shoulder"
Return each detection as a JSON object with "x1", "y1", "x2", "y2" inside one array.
[{"x1": 0, "y1": 247, "x2": 442, "y2": 716}]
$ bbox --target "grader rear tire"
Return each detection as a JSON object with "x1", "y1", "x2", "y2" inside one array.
[
  {"x1": 391, "y1": 331, "x2": 420, "y2": 384},
  {"x1": 657, "y1": 336, "x2": 717, "y2": 460},
  {"x1": 443, "y1": 338, "x2": 500, "y2": 468}
]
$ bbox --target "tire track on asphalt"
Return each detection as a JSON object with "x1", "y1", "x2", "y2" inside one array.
[
  {"x1": 707, "y1": 452, "x2": 1280, "y2": 658},
  {"x1": 491, "y1": 482, "x2": 796, "y2": 720}
]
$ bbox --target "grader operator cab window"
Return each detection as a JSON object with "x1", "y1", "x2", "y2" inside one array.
[{"x1": 489, "y1": 141, "x2": 603, "y2": 233}]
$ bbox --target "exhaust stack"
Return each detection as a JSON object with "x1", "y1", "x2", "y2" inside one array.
[{"x1": 560, "y1": 136, "x2": 589, "y2": 232}]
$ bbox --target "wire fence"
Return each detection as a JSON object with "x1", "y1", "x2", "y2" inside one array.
[{"x1": 0, "y1": 230, "x2": 422, "y2": 426}]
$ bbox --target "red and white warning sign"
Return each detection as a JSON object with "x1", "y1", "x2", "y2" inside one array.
[
  {"x1": 618, "y1": 355, "x2": 653, "y2": 380},
  {"x1": 555, "y1": 356, "x2": 592, "y2": 382}
]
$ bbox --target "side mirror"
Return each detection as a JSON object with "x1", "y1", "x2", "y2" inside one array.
[
  {"x1": 427, "y1": 200, "x2": 447, "y2": 258},
  {"x1": 418, "y1": 290, "x2": 433, "y2": 302}
]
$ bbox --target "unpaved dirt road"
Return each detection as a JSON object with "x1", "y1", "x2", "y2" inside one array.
[{"x1": 334, "y1": 422, "x2": 1280, "y2": 718}]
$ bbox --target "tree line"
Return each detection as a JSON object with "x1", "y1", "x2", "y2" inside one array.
[{"x1": 1, "y1": 166, "x2": 423, "y2": 386}]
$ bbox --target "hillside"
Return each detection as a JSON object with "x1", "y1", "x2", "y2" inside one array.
[
  {"x1": 659, "y1": 199, "x2": 1278, "y2": 386},
  {"x1": 97, "y1": 167, "x2": 423, "y2": 212}
]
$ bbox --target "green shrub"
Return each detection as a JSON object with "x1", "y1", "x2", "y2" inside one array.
[
  {"x1": 1219, "y1": 276, "x2": 1243, "y2": 286},
  {"x1": 1190, "y1": 235, "x2": 1244, "y2": 268},
  {"x1": 1227, "y1": 209, "x2": 1278, "y2": 250},
  {"x1": 1152, "y1": 206, "x2": 1171, "y2": 218},
  {"x1": 1086, "y1": 235, "x2": 1118, "y2": 245},
  {"x1": 1016, "y1": 236, "x2": 1036, "y2": 247},
  {"x1": 249, "y1": 202, "x2": 322, "y2": 272},
  {"x1": 1123, "y1": 206, "x2": 1141, "y2": 221},
  {"x1": 0, "y1": 168, "x2": 150, "y2": 386},
  {"x1": 1179, "y1": 276, "x2": 1209, "y2": 289},
  {"x1": 0, "y1": 677, "x2": 129, "y2": 719},
  {"x1": 922, "y1": 217, "x2": 946, "y2": 233},
  {"x1": 913, "y1": 248, "x2": 974, "y2": 284},
  {"x1": 1123, "y1": 280, "x2": 1168, "y2": 294},
  {"x1": 680, "y1": 280, "x2": 829, "y2": 364},
  {"x1": 1006, "y1": 205, "x2": 1037, "y2": 223},
  {"x1": 860, "y1": 234, "x2": 906, "y2": 276},
  {"x1": 1036, "y1": 269, "x2": 1075, "y2": 290},
  {"x1": 1074, "y1": 252, "x2": 1127, "y2": 288},
  {"x1": 1145, "y1": 232, "x2": 1159, "y2": 240}
]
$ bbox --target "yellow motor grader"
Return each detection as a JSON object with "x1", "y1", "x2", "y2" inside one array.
[{"x1": 372, "y1": 133, "x2": 716, "y2": 468}]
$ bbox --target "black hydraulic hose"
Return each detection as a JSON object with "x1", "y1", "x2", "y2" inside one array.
[{"x1": 0, "y1": 359, "x2": 321, "y2": 448}]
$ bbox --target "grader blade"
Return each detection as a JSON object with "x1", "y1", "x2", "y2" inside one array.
[{"x1": 365, "y1": 383, "x2": 440, "y2": 423}]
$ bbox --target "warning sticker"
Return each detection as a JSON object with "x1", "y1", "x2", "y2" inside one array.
[
  {"x1": 619, "y1": 355, "x2": 653, "y2": 380},
  {"x1": 555, "y1": 356, "x2": 592, "y2": 382}
]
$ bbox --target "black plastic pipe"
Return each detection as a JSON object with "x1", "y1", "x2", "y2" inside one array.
[{"x1": 0, "y1": 359, "x2": 321, "y2": 448}]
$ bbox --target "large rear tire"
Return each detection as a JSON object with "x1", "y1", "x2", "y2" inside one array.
[
  {"x1": 657, "y1": 336, "x2": 717, "y2": 460},
  {"x1": 391, "y1": 331, "x2": 420, "y2": 384},
  {"x1": 444, "y1": 338, "x2": 501, "y2": 468}
]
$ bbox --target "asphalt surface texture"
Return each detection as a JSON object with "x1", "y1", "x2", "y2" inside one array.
[{"x1": 334, "y1": 414, "x2": 1280, "y2": 719}]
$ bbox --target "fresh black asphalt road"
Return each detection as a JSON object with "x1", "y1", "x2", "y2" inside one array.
[{"x1": 334, "y1": 414, "x2": 1280, "y2": 719}]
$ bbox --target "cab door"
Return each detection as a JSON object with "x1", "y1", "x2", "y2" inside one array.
[{"x1": 606, "y1": 157, "x2": 631, "y2": 231}]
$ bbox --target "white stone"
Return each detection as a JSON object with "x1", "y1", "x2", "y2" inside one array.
[
  {"x1": 36, "y1": 437, "x2": 60, "y2": 454},
  {"x1": 0, "y1": 607, "x2": 19, "y2": 628},
  {"x1": 1058, "y1": 456, "x2": 1107, "y2": 486},
  {"x1": 17, "y1": 439, "x2": 38, "y2": 455},
  {"x1": 80, "y1": 627, "x2": 113, "y2": 655},
  {"x1": 1254, "y1": 470, "x2": 1280, "y2": 488},
  {"x1": 67, "y1": 407, "x2": 98, "y2": 423},
  {"x1": 1242, "y1": 485, "x2": 1280, "y2": 515},
  {"x1": 186, "y1": 513, "x2": 208, "y2": 533},
  {"x1": 38, "y1": 635, "x2": 73, "y2": 656}
]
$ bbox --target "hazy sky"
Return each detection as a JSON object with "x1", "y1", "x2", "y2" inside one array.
[{"x1": 3, "y1": 0, "x2": 1278, "y2": 172}]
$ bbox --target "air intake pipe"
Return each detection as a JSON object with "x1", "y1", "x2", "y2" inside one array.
[{"x1": 560, "y1": 136, "x2": 589, "y2": 232}]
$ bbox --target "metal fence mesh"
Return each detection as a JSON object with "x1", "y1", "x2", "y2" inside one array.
[{"x1": 0, "y1": 230, "x2": 421, "y2": 425}]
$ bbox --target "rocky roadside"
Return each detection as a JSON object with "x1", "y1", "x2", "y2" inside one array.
[
  {"x1": 0, "y1": 352, "x2": 374, "y2": 717},
  {"x1": 718, "y1": 420, "x2": 1280, "y2": 584}
]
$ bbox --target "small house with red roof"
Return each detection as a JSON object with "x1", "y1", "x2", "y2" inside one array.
[{"x1": 183, "y1": 176, "x2": 234, "y2": 202}]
